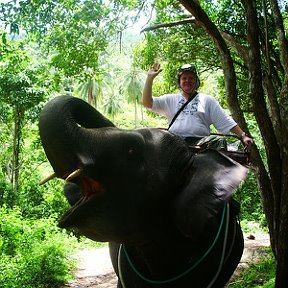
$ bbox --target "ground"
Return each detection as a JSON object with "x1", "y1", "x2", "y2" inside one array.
[
  {"x1": 62, "y1": 233, "x2": 270, "y2": 288},
  {"x1": 62, "y1": 248, "x2": 117, "y2": 288}
]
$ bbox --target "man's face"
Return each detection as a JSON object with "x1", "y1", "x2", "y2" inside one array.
[{"x1": 179, "y1": 71, "x2": 198, "y2": 93}]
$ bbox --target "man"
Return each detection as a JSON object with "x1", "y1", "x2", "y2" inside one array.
[{"x1": 142, "y1": 63, "x2": 254, "y2": 148}]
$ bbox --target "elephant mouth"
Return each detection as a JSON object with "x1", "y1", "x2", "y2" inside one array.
[
  {"x1": 73, "y1": 175, "x2": 104, "y2": 198},
  {"x1": 58, "y1": 172, "x2": 105, "y2": 228}
]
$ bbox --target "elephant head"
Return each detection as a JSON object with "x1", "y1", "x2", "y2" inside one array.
[
  {"x1": 39, "y1": 96, "x2": 196, "y2": 243},
  {"x1": 39, "y1": 95, "x2": 247, "y2": 287}
]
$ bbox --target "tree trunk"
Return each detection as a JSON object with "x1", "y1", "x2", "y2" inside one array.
[
  {"x1": 11, "y1": 108, "x2": 22, "y2": 201},
  {"x1": 134, "y1": 100, "x2": 138, "y2": 128},
  {"x1": 276, "y1": 150, "x2": 288, "y2": 286},
  {"x1": 178, "y1": 0, "x2": 288, "y2": 286},
  {"x1": 88, "y1": 84, "x2": 95, "y2": 107}
]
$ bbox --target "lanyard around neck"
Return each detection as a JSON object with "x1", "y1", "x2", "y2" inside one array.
[{"x1": 168, "y1": 91, "x2": 198, "y2": 130}]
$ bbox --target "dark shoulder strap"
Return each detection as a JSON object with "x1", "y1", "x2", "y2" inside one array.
[{"x1": 168, "y1": 92, "x2": 198, "y2": 130}]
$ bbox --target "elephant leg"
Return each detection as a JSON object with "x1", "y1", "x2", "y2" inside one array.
[
  {"x1": 109, "y1": 242, "x2": 122, "y2": 286},
  {"x1": 109, "y1": 242, "x2": 120, "y2": 271}
]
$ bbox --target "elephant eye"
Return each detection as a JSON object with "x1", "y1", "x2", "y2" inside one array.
[
  {"x1": 123, "y1": 133, "x2": 145, "y2": 160},
  {"x1": 128, "y1": 149, "x2": 134, "y2": 155},
  {"x1": 127, "y1": 147, "x2": 138, "y2": 157},
  {"x1": 126, "y1": 146, "x2": 142, "y2": 160}
]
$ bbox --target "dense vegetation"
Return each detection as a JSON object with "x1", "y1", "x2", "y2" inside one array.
[
  {"x1": 1, "y1": 0, "x2": 286, "y2": 286},
  {"x1": 227, "y1": 247, "x2": 275, "y2": 288},
  {"x1": 0, "y1": 207, "x2": 77, "y2": 288}
]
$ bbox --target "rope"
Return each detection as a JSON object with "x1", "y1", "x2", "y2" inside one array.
[
  {"x1": 118, "y1": 244, "x2": 127, "y2": 288},
  {"x1": 118, "y1": 203, "x2": 228, "y2": 286},
  {"x1": 206, "y1": 203, "x2": 230, "y2": 288}
]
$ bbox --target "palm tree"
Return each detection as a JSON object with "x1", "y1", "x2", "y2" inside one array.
[
  {"x1": 102, "y1": 88, "x2": 122, "y2": 121},
  {"x1": 120, "y1": 66, "x2": 145, "y2": 127},
  {"x1": 75, "y1": 74, "x2": 106, "y2": 108}
]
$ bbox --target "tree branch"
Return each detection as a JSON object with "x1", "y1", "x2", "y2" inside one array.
[{"x1": 141, "y1": 18, "x2": 195, "y2": 33}]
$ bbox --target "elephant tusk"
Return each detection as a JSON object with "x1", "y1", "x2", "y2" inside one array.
[
  {"x1": 65, "y1": 169, "x2": 82, "y2": 182},
  {"x1": 38, "y1": 172, "x2": 57, "y2": 186}
]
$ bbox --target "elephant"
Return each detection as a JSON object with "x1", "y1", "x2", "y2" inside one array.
[{"x1": 39, "y1": 95, "x2": 248, "y2": 288}]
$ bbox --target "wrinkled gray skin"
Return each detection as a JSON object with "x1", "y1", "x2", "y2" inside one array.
[{"x1": 39, "y1": 96, "x2": 247, "y2": 288}]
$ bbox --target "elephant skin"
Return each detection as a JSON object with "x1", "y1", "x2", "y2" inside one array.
[{"x1": 39, "y1": 95, "x2": 248, "y2": 288}]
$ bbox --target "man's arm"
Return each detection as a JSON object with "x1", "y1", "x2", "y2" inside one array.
[
  {"x1": 142, "y1": 64, "x2": 162, "y2": 109},
  {"x1": 230, "y1": 125, "x2": 254, "y2": 147},
  {"x1": 142, "y1": 76, "x2": 154, "y2": 108}
]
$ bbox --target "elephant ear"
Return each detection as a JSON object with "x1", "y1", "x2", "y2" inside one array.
[{"x1": 174, "y1": 150, "x2": 247, "y2": 241}]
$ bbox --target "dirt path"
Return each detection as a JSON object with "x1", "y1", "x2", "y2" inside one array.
[
  {"x1": 62, "y1": 248, "x2": 117, "y2": 288},
  {"x1": 63, "y1": 233, "x2": 270, "y2": 288}
]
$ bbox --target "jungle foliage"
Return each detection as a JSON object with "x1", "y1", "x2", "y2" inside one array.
[
  {"x1": 227, "y1": 247, "x2": 275, "y2": 288},
  {"x1": 0, "y1": 0, "x2": 284, "y2": 287},
  {"x1": 0, "y1": 207, "x2": 78, "y2": 288}
]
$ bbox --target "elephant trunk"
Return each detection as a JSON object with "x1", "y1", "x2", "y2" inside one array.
[{"x1": 39, "y1": 95, "x2": 115, "y2": 178}]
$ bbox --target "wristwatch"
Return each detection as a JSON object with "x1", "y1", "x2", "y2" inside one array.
[{"x1": 241, "y1": 132, "x2": 246, "y2": 138}]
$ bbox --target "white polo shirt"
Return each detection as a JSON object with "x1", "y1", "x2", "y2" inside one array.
[{"x1": 151, "y1": 93, "x2": 237, "y2": 138}]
